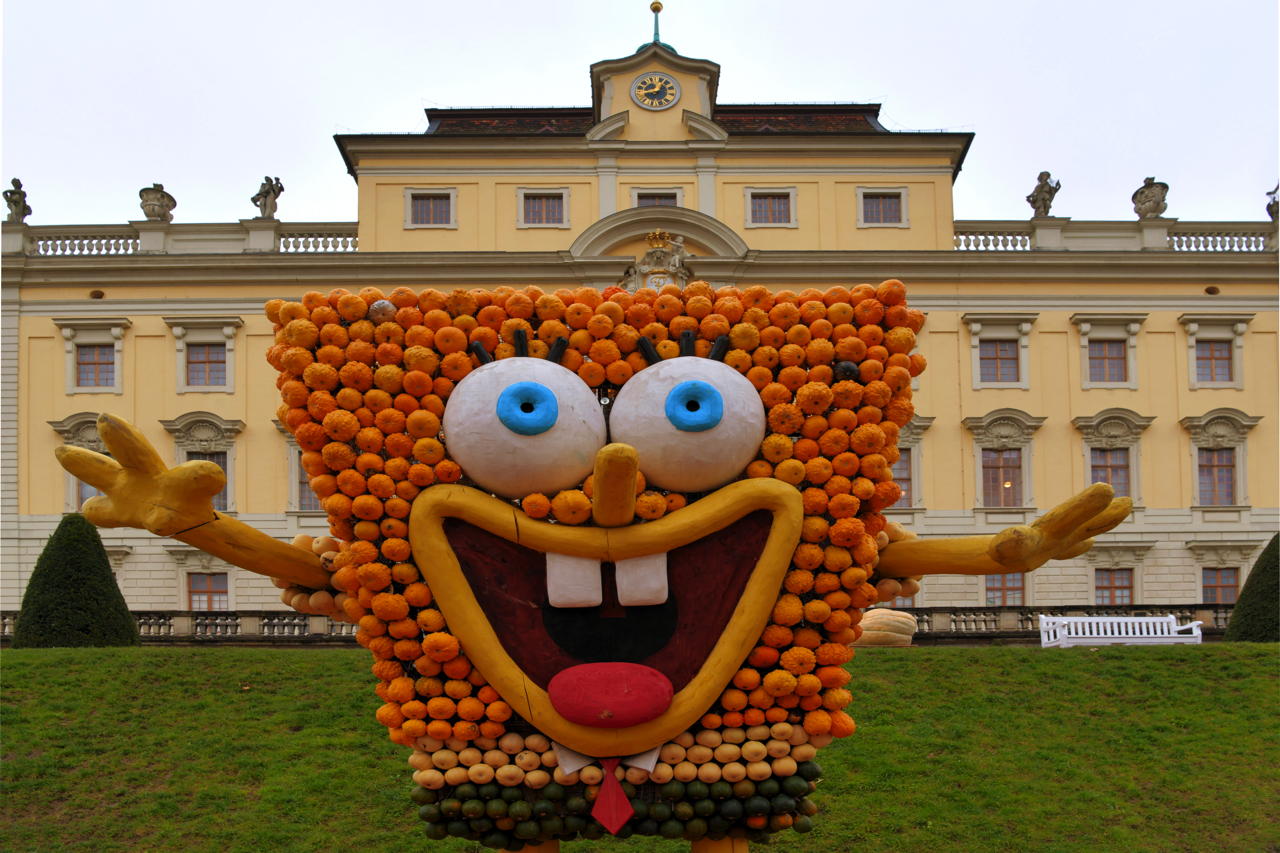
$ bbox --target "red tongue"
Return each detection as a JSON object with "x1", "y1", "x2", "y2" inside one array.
[{"x1": 547, "y1": 662, "x2": 673, "y2": 728}]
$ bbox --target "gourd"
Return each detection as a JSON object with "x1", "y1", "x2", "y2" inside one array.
[{"x1": 853, "y1": 608, "x2": 917, "y2": 647}]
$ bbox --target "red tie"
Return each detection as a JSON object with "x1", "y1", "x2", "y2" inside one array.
[{"x1": 591, "y1": 757, "x2": 634, "y2": 835}]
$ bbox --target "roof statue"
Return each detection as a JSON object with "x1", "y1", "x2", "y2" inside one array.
[
  {"x1": 251, "y1": 176, "x2": 285, "y2": 220},
  {"x1": 1131, "y1": 177, "x2": 1169, "y2": 219},
  {"x1": 4, "y1": 178, "x2": 31, "y2": 224},
  {"x1": 1267, "y1": 185, "x2": 1278, "y2": 223},
  {"x1": 1026, "y1": 171, "x2": 1061, "y2": 218},
  {"x1": 138, "y1": 183, "x2": 176, "y2": 223}
]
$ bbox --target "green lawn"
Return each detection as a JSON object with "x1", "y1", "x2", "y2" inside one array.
[{"x1": 2, "y1": 645, "x2": 1277, "y2": 852}]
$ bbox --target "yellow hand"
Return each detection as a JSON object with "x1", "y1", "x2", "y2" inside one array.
[
  {"x1": 55, "y1": 414, "x2": 222, "y2": 536},
  {"x1": 987, "y1": 483, "x2": 1132, "y2": 572},
  {"x1": 876, "y1": 483, "x2": 1132, "y2": 578},
  {"x1": 55, "y1": 413, "x2": 329, "y2": 589}
]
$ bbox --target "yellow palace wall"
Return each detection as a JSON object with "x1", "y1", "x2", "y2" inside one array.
[
  {"x1": 355, "y1": 158, "x2": 955, "y2": 254},
  {"x1": 8, "y1": 266, "x2": 1276, "y2": 613}
]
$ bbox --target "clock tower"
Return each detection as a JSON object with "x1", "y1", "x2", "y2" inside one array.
[{"x1": 588, "y1": 9, "x2": 721, "y2": 143}]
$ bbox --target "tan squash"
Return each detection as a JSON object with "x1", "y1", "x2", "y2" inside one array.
[{"x1": 853, "y1": 608, "x2": 918, "y2": 647}]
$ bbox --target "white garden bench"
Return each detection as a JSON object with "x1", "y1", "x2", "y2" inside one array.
[{"x1": 1039, "y1": 614, "x2": 1203, "y2": 648}]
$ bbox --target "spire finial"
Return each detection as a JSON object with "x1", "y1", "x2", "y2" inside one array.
[{"x1": 651, "y1": 2, "x2": 662, "y2": 43}]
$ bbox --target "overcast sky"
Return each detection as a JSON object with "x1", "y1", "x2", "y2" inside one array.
[{"x1": 3, "y1": 0, "x2": 1276, "y2": 227}]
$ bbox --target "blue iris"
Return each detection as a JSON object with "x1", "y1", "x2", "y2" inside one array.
[
  {"x1": 496, "y1": 382, "x2": 559, "y2": 435},
  {"x1": 665, "y1": 380, "x2": 723, "y2": 432}
]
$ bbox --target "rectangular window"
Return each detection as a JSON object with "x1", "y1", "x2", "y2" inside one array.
[
  {"x1": 1088, "y1": 339, "x2": 1127, "y2": 383},
  {"x1": 410, "y1": 193, "x2": 452, "y2": 226},
  {"x1": 978, "y1": 340, "x2": 1019, "y2": 383},
  {"x1": 76, "y1": 344, "x2": 115, "y2": 388},
  {"x1": 187, "y1": 451, "x2": 229, "y2": 512},
  {"x1": 1202, "y1": 567, "x2": 1239, "y2": 604},
  {"x1": 1195, "y1": 340, "x2": 1232, "y2": 383},
  {"x1": 981, "y1": 448, "x2": 1023, "y2": 507},
  {"x1": 749, "y1": 192, "x2": 791, "y2": 225},
  {"x1": 891, "y1": 595, "x2": 916, "y2": 607},
  {"x1": 985, "y1": 573, "x2": 1024, "y2": 606},
  {"x1": 186, "y1": 343, "x2": 227, "y2": 387},
  {"x1": 1095, "y1": 568, "x2": 1133, "y2": 605},
  {"x1": 1198, "y1": 448, "x2": 1236, "y2": 506},
  {"x1": 522, "y1": 193, "x2": 565, "y2": 225},
  {"x1": 297, "y1": 451, "x2": 321, "y2": 512},
  {"x1": 636, "y1": 192, "x2": 678, "y2": 207},
  {"x1": 862, "y1": 192, "x2": 903, "y2": 224},
  {"x1": 77, "y1": 479, "x2": 104, "y2": 507},
  {"x1": 889, "y1": 448, "x2": 912, "y2": 508},
  {"x1": 188, "y1": 572, "x2": 229, "y2": 611},
  {"x1": 1090, "y1": 447, "x2": 1131, "y2": 499}
]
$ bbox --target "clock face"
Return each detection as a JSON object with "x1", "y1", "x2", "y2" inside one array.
[{"x1": 631, "y1": 72, "x2": 680, "y2": 111}]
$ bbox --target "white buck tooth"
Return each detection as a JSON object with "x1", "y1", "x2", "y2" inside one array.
[
  {"x1": 615, "y1": 552, "x2": 668, "y2": 606},
  {"x1": 545, "y1": 553, "x2": 602, "y2": 608}
]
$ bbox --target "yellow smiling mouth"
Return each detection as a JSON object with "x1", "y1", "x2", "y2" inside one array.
[{"x1": 408, "y1": 478, "x2": 802, "y2": 757}]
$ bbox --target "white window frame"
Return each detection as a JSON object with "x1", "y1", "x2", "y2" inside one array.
[
  {"x1": 630, "y1": 187, "x2": 684, "y2": 208},
  {"x1": 1071, "y1": 313, "x2": 1146, "y2": 390},
  {"x1": 1084, "y1": 542, "x2": 1154, "y2": 606},
  {"x1": 856, "y1": 185, "x2": 910, "y2": 229},
  {"x1": 743, "y1": 186, "x2": 798, "y2": 228},
  {"x1": 404, "y1": 187, "x2": 458, "y2": 229},
  {"x1": 962, "y1": 408, "x2": 1045, "y2": 513},
  {"x1": 49, "y1": 411, "x2": 109, "y2": 512},
  {"x1": 1186, "y1": 539, "x2": 1268, "y2": 597},
  {"x1": 164, "y1": 315, "x2": 242, "y2": 394},
  {"x1": 53, "y1": 317, "x2": 131, "y2": 395},
  {"x1": 515, "y1": 187, "x2": 571, "y2": 229},
  {"x1": 165, "y1": 544, "x2": 236, "y2": 611},
  {"x1": 1072, "y1": 408, "x2": 1155, "y2": 507},
  {"x1": 275, "y1": 420, "x2": 324, "y2": 515},
  {"x1": 884, "y1": 415, "x2": 934, "y2": 518},
  {"x1": 1180, "y1": 408, "x2": 1261, "y2": 509},
  {"x1": 160, "y1": 412, "x2": 246, "y2": 514},
  {"x1": 1178, "y1": 313, "x2": 1253, "y2": 390},
  {"x1": 962, "y1": 313, "x2": 1037, "y2": 390}
]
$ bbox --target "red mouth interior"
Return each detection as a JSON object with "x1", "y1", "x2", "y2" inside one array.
[{"x1": 443, "y1": 511, "x2": 772, "y2": 693}]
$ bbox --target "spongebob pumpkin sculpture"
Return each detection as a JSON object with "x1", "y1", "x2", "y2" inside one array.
[{"x1": 57, "y1": 279, "x2": 1128, "y2": 851}]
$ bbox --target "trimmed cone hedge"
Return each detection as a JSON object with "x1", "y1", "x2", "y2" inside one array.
[
  {"x1": 1223, "y1": 535, "x2": 1278, "y2": 643},
  {"x1": 13, "y1": 513, "x2": 140, "y2": 648}
]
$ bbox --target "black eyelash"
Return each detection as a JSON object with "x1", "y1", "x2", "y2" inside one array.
[
  {"x1": 546, "y1": 336, "x2": 569, "y2": 364},
  {"x1": 679, "y1": 329, "x2": 697, "y2": 357},
  {"x1": 468, "y1": 341, "x2": 494, "y2": 364},
  {"x1": 637, "y1": 337, "x2": 663, "y2": 365},
  {"x1": 708, "y1": 335, "x2": 730, "y2": 362},
  {"x1": 513, "y1": 327, "x2": 529, "y2": 357}
]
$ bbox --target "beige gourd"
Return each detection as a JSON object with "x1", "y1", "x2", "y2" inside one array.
[{"x1": 854, "y1": 608, "x2": 918, "y2": 647}]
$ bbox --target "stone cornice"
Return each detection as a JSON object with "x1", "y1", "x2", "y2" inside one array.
[
  {"x1": 7, "y1": 249, "x2": 1277, "y2": 292},
  {"x1": 334, "y1": 131, "x2": 974, "y2": 176}
]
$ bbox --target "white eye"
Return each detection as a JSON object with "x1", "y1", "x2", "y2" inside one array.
[
  {"x1": 610, "y1": 357, "x2": 765, "y2": 493},
  {"x1": 442, "y1": 358, "x2": 606, "y2": 498}
]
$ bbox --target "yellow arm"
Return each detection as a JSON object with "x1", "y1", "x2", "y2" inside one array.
[
  {"x1": 876, "y1": 483, "x2": 1131, "y2": 578},
  {"x1": 55, "y1": 414, "x2": 329, "y2": 590}
]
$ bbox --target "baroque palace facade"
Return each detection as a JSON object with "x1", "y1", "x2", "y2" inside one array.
[{"x1": 3, "y1": 41, "x2": 1277, "y2": 635}]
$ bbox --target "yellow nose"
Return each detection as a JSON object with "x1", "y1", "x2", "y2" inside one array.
[{"x1": 591, "y1": 443, "x2": 639, "y2": 527}]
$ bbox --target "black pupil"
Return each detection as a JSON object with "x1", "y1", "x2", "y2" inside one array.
[
  {"x1": 521, "y1": 402, "x2": 535, "y2": 413},
  {"x1": 686, "y1": 400, "x2": 700, "y2": 412}
]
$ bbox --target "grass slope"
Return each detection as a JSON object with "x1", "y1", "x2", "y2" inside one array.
[{"x1": 2, "y1": 645, "x2": 1277, "y2": 853}]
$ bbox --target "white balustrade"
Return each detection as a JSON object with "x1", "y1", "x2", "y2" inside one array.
[
  {"x1": 35, "y1": 232, "x2": 139, "y2": 256},
  {"x1": 954, "y1": 229, "x2": 1032, "y2": 251},
  {"x1": 277, "y1": 230, "x2": 359, "y2": 253},
  {"x1": 1168, "y1": 230, "x2": 1269, "y2": 252}
]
